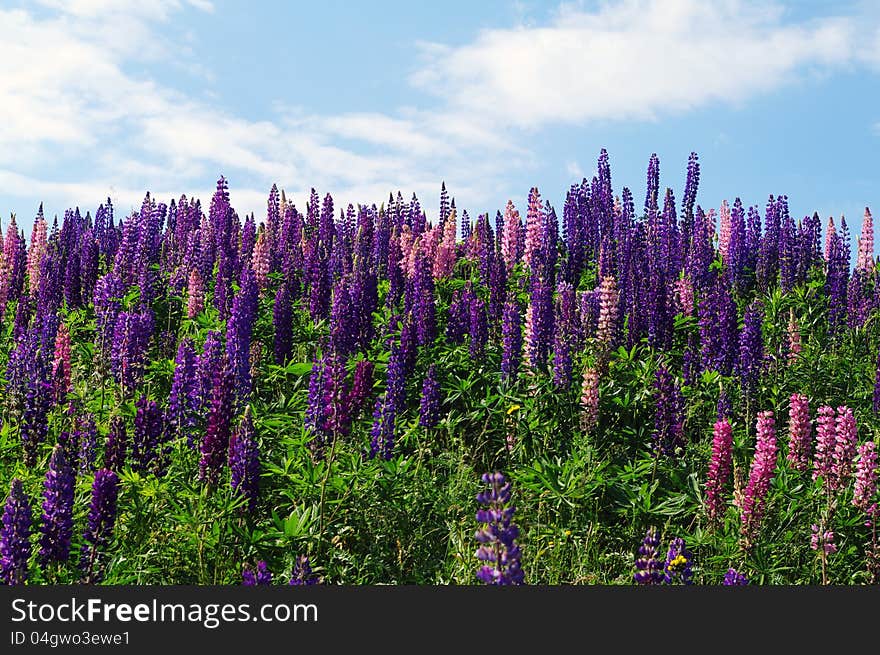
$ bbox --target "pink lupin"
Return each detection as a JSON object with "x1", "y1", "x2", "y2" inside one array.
[{"x1": 786, "y1": 393, "x2": 811, "y2": 472}]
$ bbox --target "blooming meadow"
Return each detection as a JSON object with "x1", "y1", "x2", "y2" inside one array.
[{"x1": 0, "y1": 150, "x2": 878, "y2": 585}]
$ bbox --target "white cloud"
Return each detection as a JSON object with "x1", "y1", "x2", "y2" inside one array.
[
  {"x1": 0, "y1": 1, "x2": 510, "y2": 223},
  {"x1": 1, "y1": 0, "x2": 879, "y2": 226},
  {"x1": 411, "y1": 0, "x2": 863, "y2": 128}
]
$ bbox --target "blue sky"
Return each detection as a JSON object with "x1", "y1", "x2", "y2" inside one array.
[{"x1": 0, "y1": 0, "x2": 878, "y2": 249}]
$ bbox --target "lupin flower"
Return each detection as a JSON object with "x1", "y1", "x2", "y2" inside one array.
[
  {"x1": 856, "y1": 207, "x2": 874, "y2": 274},
  {"x1": 524, "y1": 278, "x2": 552, "y2": 372},
  {"x1": 80, "y1": 469, "x2": 120, "y2": 584},
  {"x1": 634, "y1": 528, "x2": 664, "y2": 585},
  {"x1": 199, "y1": 358, "x2": 235, "y2": 486},
  {"x1": 813, "y1": 405, "x2": 837, "y2": 487},
  {"x1": 273, "y1": 283, "x2": 293, "y2": 365},
  {"x1": 652, "y1": 367, "x2": 684, "y2": 457},
  {"x1": 418, "y1": 365, "x2": 442, "y2": 429},
  {"x1": 723, "y1": 568, "x2": 749, "y2": 585},
  {"x1": 736, "y1": 301, "x2": 764, "y2": 403},
  {"x1": 852, "y1": 441, "x2": 878, "y2": 515},
  {"x1": 0, "y1": 478, "x2": 32, "y2": 586},
  {"x1": 166, "y1": 339, "x2": 198, "y2": 446},
  {"x1": 242, "y1": 561, "x2": 272, "y2": 586},
  {"x1": 52, "y1": 323, "x2": 72, "y2": 403},
  {"x1": 475, "y1": 472, "x2": 524, "y2": 585},
  {"x1": 811, "y1": 524, "x2": 837, "y2": 555},
  {"x1": 705, "y1": 420, "x2": 734, "y2": 525},
  {"x1": 832, "y1": 406, "x2": 857, "y2": 489},
  {"x1": 740, "y1": 411, "x2": 778, "y2": 545},
  {"x1": 663, "y1": 537, "x2": 693, "y2": 585},
  {"x1": 186, "y1": 268, "x2": 204, "y2": 319},
  {"x1": 38, "y1": 445, "x2": 75, "y2": 566},
  {"x1": 132, "y1": 395, "x2": 163, "y2": 475},
  {"x1": 596, "y1": 274, "x2": 619, "y2": 348},
  {"x1": 674, "y1": 275, "x2": 694, "y2": 316},
  {"x1": 229, "y1": 406, "x2": 260, "y2": 513},
  {"x1": 501, "y1": 200, "x2": 522, "y2": 272},
  {"x1": 104, "y1": 416, "x2": 127, "y2": 472},
  {"x1": 289, "y1": 555, "x2": 319, "y2": 585},
  {"x1": 523, "y1": 187, "x2": 544, "y2": 273},
  {"x1": 252, "y1": 229, "x2": 272, "y2": 288},
  {"x1": 348, "y1": 359, "x2": 374, "y2": 416},
  {"x1": 786, "y1": 393, "x2": 812, "y2": 473},
  {"x1": 579, "y1": 366, "x2": 600, "y2": 433},
  {"x1": 110, "y1": 309, "x2": 154, "y2": 394}
]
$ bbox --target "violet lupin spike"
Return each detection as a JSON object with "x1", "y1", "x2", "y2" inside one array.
[
  {"x1": 0, "y1": 478, "x2": 32, "y2": 586},
  {"x1": 418, "y1": 365, "x2": 442, "y2": 429},
  {"x1": 80, "y1": 469, "x2": 120, "y2": 584},
  {"x1": 199, "y1": 357, "x2": 235, "y2": 486},
  {"x1": 229, "y1": 406, "x2": 260, "y2": 513},
  {"x1": 634, "y1": 527, "x2": 663, "y2": 585},
  {"x1": 475, "y1": 472, "x2": 524, "y2": 585},
  {"x1": 38, "y1": 445, "x2": 75, "y2": 567}
]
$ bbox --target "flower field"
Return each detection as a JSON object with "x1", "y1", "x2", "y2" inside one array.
[{"x1": 1, "y1": 150, "x2": 878, "y2": 586}]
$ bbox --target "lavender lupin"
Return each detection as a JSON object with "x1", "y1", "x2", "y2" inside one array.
[
  {"x1": 418, "y1": 365, "x2": 442, "y2": 429},
  {"x1": 80, "y1": 469, "x2": 120, "y2": 584},
  {"x1": 289, "y1": 555, "x2": 319, "y2": 585},
  {"x1": 634, "y1": 528, "x2": 663, "y2": 585},
  {"x1": 38, "y1": 445, "x2": 75, "y2": 567},
  {"x1": 229, "y1": 406, "x2": 260, "y2": 513},
  {"x1": 475, "y1": 472, "x2": 524, "y2": 585},
  {"x1": 0, "y1": 479, "x2": 32, "y2": 585}
]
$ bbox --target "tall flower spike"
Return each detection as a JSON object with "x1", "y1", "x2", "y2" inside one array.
[
  {"x1": 740, "y1": 411, "x2": 778, "y2": 545},
  {"x1": 832, "y1": 406, "x2": 857, "y2": 490},
  {"x1": 852, "y1": 441, "x2": 878, "y2": 516},
  {"x1": 418, "y1": 365, "x2": 441, "y2": 429},
  {"x1": 705, "y1": 420, "x2": 734, "y2": 525},
  {"x1": 80, "y1": 469, "x2": 120, "y2": 584},
  {"x1": 813, "y1": 405, "x2": 837, "y2": 486},
  {"x1": 786, "y1": 393, "x2": 811, "y2": 473},
  {"x1": 0, "y1": 478, "x2": 32, "y2": 585},
  {"x1": 856, "y1": 207, "x2": 874, "y2": 274},
  {"x1": 580, "y1": 366, "x2": 600, "y2": 433},
  {"x1": 634, "y1": 528, "x2": 664, "y2": 585},
  {"x1": 39, "y1": 445, "x2": 76, "y2": 567},
  {"x1": 199, "y1": 358, "x2": 235, "y2": 486},
  {"x1": 475, "y1": 472, "x2": 524, "y2": 585},
  {"x1": 52, "y1": 323, "x2": 72, "y2": 403},
  {"x1": 229, "y1": 406, "x2": 260, "y2": 513}
]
